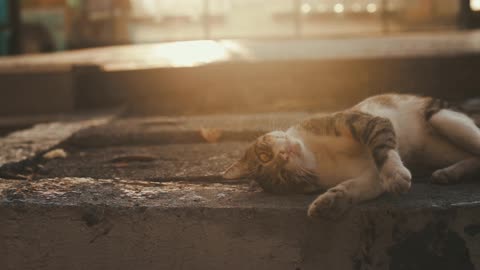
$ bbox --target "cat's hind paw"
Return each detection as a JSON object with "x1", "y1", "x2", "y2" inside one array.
[
  {"x1": 307, "y1": 187, "x2": 352, "y2": 219},
  {"x1": 431, "y1": 168, "x2": 460, "y2": 185}
]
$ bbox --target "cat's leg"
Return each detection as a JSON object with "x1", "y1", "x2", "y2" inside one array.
[
  {"x1": 431, "y1": 157, "x2": 480, "y2": 184},
  {"x1": 341, "y1": 112, "x2": 412, "y2": 194},
  {"x1": 428, "y1": 109, "x2": 480, "y2": 156},
  {"x1": 307, "y1": 169, "x2": 383, "y2": 219}
]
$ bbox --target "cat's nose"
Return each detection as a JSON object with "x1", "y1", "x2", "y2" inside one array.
[
  {"x1": 278, "y1": 150, "x2": 289, "y2": 161},
  {"x1": 287, "y1": 141, "x2": 301, "y2": 156}
]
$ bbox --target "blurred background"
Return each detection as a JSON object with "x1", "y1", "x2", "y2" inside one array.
[
  {"x1": 1, "y1": 0, "x2": 480, "y2": 55},
  {"x1": 0, "y1": 0, "x2": 479, "y2": 131}
]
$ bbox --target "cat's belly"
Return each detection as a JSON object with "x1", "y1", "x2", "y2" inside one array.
[
  {"x1": 313, "y1": 153, "x2": 375, "y2": 187},
  {"x1": 304, "y1": 135, "x2": 376, "y2": 187}
]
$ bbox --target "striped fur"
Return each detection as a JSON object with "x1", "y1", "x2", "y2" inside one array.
[
  {"x1": 299, "y1": 111, "x2": 397, "y2": 169},
  {"x1": 224, "y1": 94, "x2": 480, "y2": 218}
]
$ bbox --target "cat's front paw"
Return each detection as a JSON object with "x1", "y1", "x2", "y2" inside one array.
[
  {"x1": 381, "y1": 166, "x2": 412, "y2": 194},
  {"x1": 307, "y1": 187, "x2": 352, "y2": 219}
]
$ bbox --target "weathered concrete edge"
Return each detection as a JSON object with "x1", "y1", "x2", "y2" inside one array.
[
  {"x1": 83, "y1": 54, "x2": 480, "y2": 114},
  {"x1": 2, "y1": 178, "x2": 480, "y2": 269},
  {"x1": 2, "y1": 178, "x2": 480, "y2": 214},
  {"x1": 3, "y1": 52, "x2": 480, "y2": 116}
]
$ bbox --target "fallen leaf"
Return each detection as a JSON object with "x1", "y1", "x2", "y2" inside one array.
[
  {"x1": 200, "y1": 128, "x2": 223, "y2": 143},
  {"x1": 43, "y1": 149, "x2": 68, "y2": 159}
]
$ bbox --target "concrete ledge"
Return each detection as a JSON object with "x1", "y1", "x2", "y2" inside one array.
[
  {"x1": 2, "y1": 178, "x2": 480, "y2": 270},
  {"x1": 1, "y1": 111, "x2": 480, "y2": 269},
  {"x1": 76, "y1": 54, "x2": 480, "y2": 115},
  {"x1": 2, "y1": 34, "x2": 480, "y2": 115}
]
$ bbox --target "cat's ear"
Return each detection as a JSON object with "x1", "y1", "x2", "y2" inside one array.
[{"x1": 223, "y1": 160, "x2": 251, "y2": 179}]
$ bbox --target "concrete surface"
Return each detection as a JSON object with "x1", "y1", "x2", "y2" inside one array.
[
  {"x1": 66, "y1": 113, "x2": 309, "y2": 147},
  {"x1": 39, "y1": 143, "x2": 247, "y2": 182},
  {"x1": 1, "y1": 112, "x2": 480, "y2": 269},
  {"x1": 0, "y1": 71, "x2": 74, "y2": 116},
  {"x1": 2, "y1": 179, "x2": 480, "y2": 270},
  {"x1": 0, "y1": 113, "x2": 115, "y2": 179},
  {"x1": 1, "y1": 31, "x2": 480, "y2": 115},
  {"x1": 0, "y1": 109, "x2": 122, "y2": 137}
]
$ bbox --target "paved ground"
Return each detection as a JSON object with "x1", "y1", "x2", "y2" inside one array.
[{"x1": 1, "y1": 112, "x2": 480, "y2": 269}]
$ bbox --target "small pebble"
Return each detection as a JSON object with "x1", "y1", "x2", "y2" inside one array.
[{"x1": 216, "y1": 193, "x2": 227, "y2": 199}]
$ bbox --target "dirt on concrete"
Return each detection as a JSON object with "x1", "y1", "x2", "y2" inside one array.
[{"x1": 38, "y1": 142, "x2": 248, "y2": 182}]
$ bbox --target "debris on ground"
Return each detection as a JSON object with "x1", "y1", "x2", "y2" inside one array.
[
  {"x1": 200, "y1": 128, "x2": 223, "y2": 143},
  {"x1": 43, "y1": 149, "x2": 68, "y2": 160},
  {"x1": 216, "y1": 193, "x2": 227, "y2": 199},
  {"x1": 179, "y1": 193, "x2": 206, "y2": 202}
]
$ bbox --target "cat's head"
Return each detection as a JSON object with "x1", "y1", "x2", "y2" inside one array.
[{"x1": 223, "y1": 131, "x2": 318, "y2": 194}]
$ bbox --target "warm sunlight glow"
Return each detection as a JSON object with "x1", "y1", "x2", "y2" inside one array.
[
  {"x1": 301, "y1": 3, "x2": 312, "y2": 14},
  {"x1": 150, "y1": 40, "x2": 229, "y2": 67},
  {"x1": 471, "y1": 0, "x2": 480, "y2": 11},
  {"x1": 366, "y1": 3, "x2": 377, "y2": 13},
  {"x1": 334, "y1": 3, "x2": 344, "y2": 14},
  {"x1": 104, "y1": 40, "x2": 234, "y2": 70}
]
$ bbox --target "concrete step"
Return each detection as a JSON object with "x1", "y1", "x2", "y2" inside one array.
[
  {"x1": 1, "y1": 112, "x2": 480, "y2": 269},
  {"x1": 86, "y1": 55, "x2": 480, "y2": 115},
  {"x1": 0, "y1": 112, "x2": 303, "y2": 180},
  {"x1": 2, "y1": 32, "x2": 480, "y2": 116},
  {"x1": 2, "y1": 178, "x2": 480, "y2": 270}
]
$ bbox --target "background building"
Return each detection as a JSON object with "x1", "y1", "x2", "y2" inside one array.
[{"x1": 1, "y1": 0, "x2": 480, "y2": 55}]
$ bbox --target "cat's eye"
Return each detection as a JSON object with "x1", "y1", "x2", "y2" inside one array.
[{"x1": 258, "y1": 153, "x2": 272, "y2": 163}]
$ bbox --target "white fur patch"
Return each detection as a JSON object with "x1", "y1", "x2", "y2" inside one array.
[{"x1": 430, "y1": 109, "x2": 480, "y2": 155}]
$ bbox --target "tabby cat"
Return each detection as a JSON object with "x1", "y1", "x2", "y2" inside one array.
[{"x1": 223, "y1": 94, "x2": 480, "y2": 218}]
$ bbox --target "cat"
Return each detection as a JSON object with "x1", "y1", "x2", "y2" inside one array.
[{"x1": 223, "y1": 94, "x2": 480, "y2": 219}]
